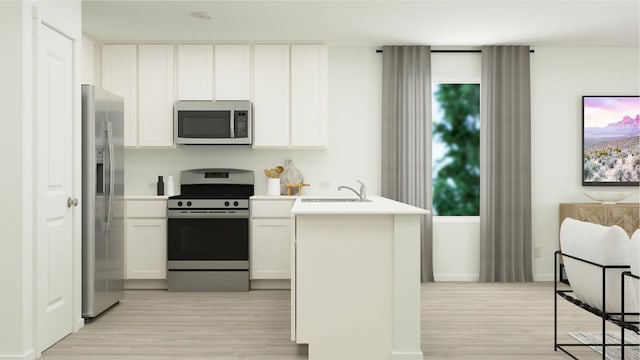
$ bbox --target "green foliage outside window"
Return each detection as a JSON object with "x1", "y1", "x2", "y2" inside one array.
[{"x1": 432, "y1": 84, "x2": 480, "y2": 216}]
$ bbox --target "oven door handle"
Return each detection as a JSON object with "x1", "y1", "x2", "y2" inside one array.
[{"x1": 167, "y1": 210, "x2": 249, "y2": 219}]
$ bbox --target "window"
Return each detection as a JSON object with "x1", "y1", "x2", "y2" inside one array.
[{"x1": 431, "y1": 83, "x2": 480, "y2": 216}]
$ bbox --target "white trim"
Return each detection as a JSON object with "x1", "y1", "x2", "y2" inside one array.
[
  {"x1": 0, "y1": 349, "x2": 35, "y2": 360},
  {"x1": 250, "y1": 279, "x2": 290, "y2": 290},
  {"x1": 434, "y1": 274, "x2": 480, "y2": 282},
  {"x1": 391, "y1": 352, "x2": 425, "y2": 360},
  {"x1": 124, "y1": 279, "x2": 167, "y2": 290},
  {"x1": 533, "y1": 274, "x2": 555, "y2": 282}
]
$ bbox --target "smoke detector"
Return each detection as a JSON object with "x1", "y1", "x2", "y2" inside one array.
[{"x1": 190, "y1": 11, "x2": 211, "y2": 20}]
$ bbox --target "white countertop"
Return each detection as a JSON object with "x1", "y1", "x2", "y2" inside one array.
[
  {"x1": 124, "y1": 195, "x2": 170, "y2": 200},
  {"x1": 290, "y1": 195, "x2": 429, "y2": 215},
  {"x1": 251, "y1": 195, "x2": 300, "y2": 200}
]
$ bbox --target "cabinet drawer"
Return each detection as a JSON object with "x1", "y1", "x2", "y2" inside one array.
[
  {"x1": 251, "y1": 199, "x2": 295, "y2": 218},
  {"x1": 127, "y1": 200, "x2": 167, "y2": 218}
]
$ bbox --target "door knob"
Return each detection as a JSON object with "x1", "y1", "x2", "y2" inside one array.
[{"x1": 67, "y1": 197, "x2": 79, "y2": 207}]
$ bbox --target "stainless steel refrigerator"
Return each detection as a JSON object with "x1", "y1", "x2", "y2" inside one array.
[{"x1": 81, "y1": 84, "x2": 125, "y2": 318}]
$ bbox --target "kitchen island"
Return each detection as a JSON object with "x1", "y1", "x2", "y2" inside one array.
[{"x1": 290, "y1": 196, "x2": 428, "y2": 360}]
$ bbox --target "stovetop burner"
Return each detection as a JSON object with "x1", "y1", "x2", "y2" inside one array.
[{"x1": 172, "y1": 168, "x2": 255, "y2": 201}]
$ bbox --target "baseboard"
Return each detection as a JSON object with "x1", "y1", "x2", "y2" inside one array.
[
  {"x1": 74, "y1": 317, "x2": 85, "y2": 332},
  {"x1": 250, "y1": 279, "x2": 291, "y2": 290},
  {"x1": 0, "y1": 349, "x2": 35, "y2": 360},
  {"x1": 533, "y1": 274, "x2": 554, "y2": 282},
  {"x1": 434, "y1": 274, "x2": 480, "y2": 281},
  {"x1": 391, "y1": 351, "x2": 424, "y2": 360},
  {"x1": 434, "y1": 274, "x2": 555, "y2": 282},
  {"x1": 125, "y1": 279, "x2": 168, "y2": 290}
]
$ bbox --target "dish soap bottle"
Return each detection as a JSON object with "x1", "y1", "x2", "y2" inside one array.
[{"x1": 157, "y1": 176, "x2": 165, "y2": 196}]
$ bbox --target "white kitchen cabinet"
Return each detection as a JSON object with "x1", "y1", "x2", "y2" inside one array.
[
  {"x1": 250, "y1": 198, "x2": 295, "y2": 287},
  {"x1": 177, "y1": 44, "x2": 213, "y2": 100},
  {"x1": 253, "y1": 44, "x2": 290, "y2": 147},
  {"x1": 290, "y1": 44, "x2": 328, "y2": 148},
  {"x1": 101, "y1": 44, "x2": 137, "y2": 147},
  {"x1": 138, "y1": 44, "x2": 175, "y2": 147},
  {"x1": 252, "y1": 44, "x2": 329, "y2": 149},
  {"x1": 251, "y1": 219, "x2": 292, "y2": 279},
  {"x1": 215, "y1": 44, "x2": 250, "y2": 100},
  {"x1": 125, "y1": 199, "x2": 167, "y2": 280}
]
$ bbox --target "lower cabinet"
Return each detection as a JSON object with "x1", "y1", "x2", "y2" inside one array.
[
  {"x1": 250, "y1": 197, "x2": 295, "y2": 288},
  {"x1": 251, "y1": 219, "x2": 292, "y2": 279},
  {"x1": 125, "y1": 199, "x2": 167, "y2": 285}
]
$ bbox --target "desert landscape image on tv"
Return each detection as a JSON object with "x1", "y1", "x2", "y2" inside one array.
[{"x1": 583, "y1": 96, "x2": 640, "y2": 185}]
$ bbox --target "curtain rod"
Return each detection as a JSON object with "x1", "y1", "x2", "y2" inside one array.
[{"x1": 375, "y1": 49, "x2": 535, "y2": 53}]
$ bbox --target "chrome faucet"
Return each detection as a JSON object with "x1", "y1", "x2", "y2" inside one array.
[{"x1": 337, "y1": 180, "x2": 367, "y2": 201}]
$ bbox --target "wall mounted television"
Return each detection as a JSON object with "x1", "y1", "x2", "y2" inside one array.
[{"x1": 582, "y1": 95, "x2": 640, "y2": 186}]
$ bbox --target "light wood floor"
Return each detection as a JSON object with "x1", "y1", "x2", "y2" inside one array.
[{"x1": 41, "y1": 282, "x2": 622, "y2": 359}]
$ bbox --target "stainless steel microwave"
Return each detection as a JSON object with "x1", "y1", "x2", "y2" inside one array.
[{"x1": 174, "y1": 100, "x2": 252, "y2": 145}]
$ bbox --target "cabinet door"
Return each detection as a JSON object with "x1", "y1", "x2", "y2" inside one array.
[
  {"x1": 126, "y1": 218, "x2": 167, "y2": 279},
  {"x1": 138, "y1": 44, "x2": 175, "y2": 147},
  {"x1": 215, "y1": 44, "x2": 250, "y2": 100},
  {"x1": 253, "y1": 44, "x2": 290, "y2": 147},
  {"x1": 251, "y1": 218, "x2": 292, "y2": 279},
  {"x1": 101, "y1": 44, "x2": 137, "y2": 147},
  {"x1": 291, "y1": 45, "x2": 328, "y2": 148},
  {"x1": 177, "y1": 44, "x2": 213, "y2": 100}
]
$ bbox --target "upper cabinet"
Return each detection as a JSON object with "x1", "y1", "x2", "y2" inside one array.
[
  {"x1": 101, "y1": 42, "x2": 328, "y2": 149},
  {"x1": 253, "y1": 45, "x2": 291, "y2": 148},
  {"x1": 215, "y1": 44, "x2": 251, "y2": 100},
  {"x1": 102, "y1": 44, "x2": 174, "y2": 148},
  {"x1": 101, "y1": 44, "x2": 138, "y2": 147},
  {"x1": 290, "y1": 45, "x2": 328, "y2": 148},
  {"x1": 138, "y1": 45, "x2": 175, "y2": 147},
  {"x1": 253, "y1": 44, "x2": 328, "y2": 149},
  {"x1": 177, "y1": 44, "x2": 213, "y2": 100}
]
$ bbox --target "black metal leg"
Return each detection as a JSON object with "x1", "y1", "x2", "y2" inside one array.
[
  {"x1": 554, "y1": 251, "x2": 558, "y2": 351},
  {"x1": 602, "y1": 267, "x2": 606, "y2": 360}
]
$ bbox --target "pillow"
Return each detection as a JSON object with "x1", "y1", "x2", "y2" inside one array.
[
  {"x1": 629, "y1": 229, "x2": 640, "y2": 276},
  {"x1": 560, "y1": 217, "x2": 635, "y2": 314},
  {"x1": 625, "y1": 229, "x2": 640, "y2": 313}
]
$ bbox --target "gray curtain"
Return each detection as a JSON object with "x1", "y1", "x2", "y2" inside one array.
[
  {"x1": 381, "y1": 45, "x2": 433, "y2": 283},
  {"x1": 479, "y1": 46, "x2": 533, "y2": 282}
]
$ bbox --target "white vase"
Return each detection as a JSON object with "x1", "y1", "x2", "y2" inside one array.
[{"x1": 267, "y1": 178, "x2": 280, "y2": 196}]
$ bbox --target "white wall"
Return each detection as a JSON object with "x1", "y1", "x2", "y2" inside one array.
[
  {"x1": 530, "y1": 46, "x2": 640, "y2": 280},
  {"x1": 433, "y1": 217, "x2": 480, "y2": 281},
  {"x1": 124, "y1": 46, "x2": 383, "y2": 197},
  {"x1": 0, "y1": 2, "x2": 27, "y2": 357}
]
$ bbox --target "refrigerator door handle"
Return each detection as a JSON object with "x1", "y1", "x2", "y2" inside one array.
[{"x1": 106, "y1": 120, "x2": 115, "y2": 233}]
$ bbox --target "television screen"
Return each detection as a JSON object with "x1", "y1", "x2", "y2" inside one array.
[{"x1": 582, "y1": 95, "x2": 640, "y2": 186}]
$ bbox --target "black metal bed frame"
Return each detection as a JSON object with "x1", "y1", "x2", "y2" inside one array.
[{"x1": 554, "y1": 250, "x2": 639, "y2": 359}]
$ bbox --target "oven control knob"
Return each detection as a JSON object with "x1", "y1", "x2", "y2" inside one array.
[
  {"x1": 177, "y1": 201, "x2": 183, "y2": 207},
  {"x1": 233, "y1": 201, "x2": 239, "y2": 207},
  {"x1": 187, "y1": 201, "x2": 192, "y2": 207},
  {"x1": 224, "y1": 201, "x2": 230, "y2": 207}
]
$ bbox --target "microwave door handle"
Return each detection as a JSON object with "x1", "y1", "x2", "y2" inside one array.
[{"x1": 229, "y1": 111, "x2": 235, "y2": 138}]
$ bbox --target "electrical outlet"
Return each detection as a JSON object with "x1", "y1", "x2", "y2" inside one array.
[{"x1": 533, "y1": 246, "x2": 542, "y2": 258}]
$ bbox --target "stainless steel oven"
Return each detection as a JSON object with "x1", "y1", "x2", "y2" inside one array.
[{"x1": 167, "y1": 169, "x2": 254, "y2": 291}]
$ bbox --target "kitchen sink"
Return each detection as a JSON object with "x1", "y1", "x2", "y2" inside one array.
[{"x1": 301, "y1": 198, "x2": 371, "y2": 203}]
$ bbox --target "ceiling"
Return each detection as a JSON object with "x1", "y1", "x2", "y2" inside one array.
[{"x1": 82, "y1": 0, "x2": 640, "y2": 47}]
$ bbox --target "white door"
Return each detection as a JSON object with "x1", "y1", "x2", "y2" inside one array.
[{"x1": 36, "y1": 23, "x2": 74, "y2": 352}]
